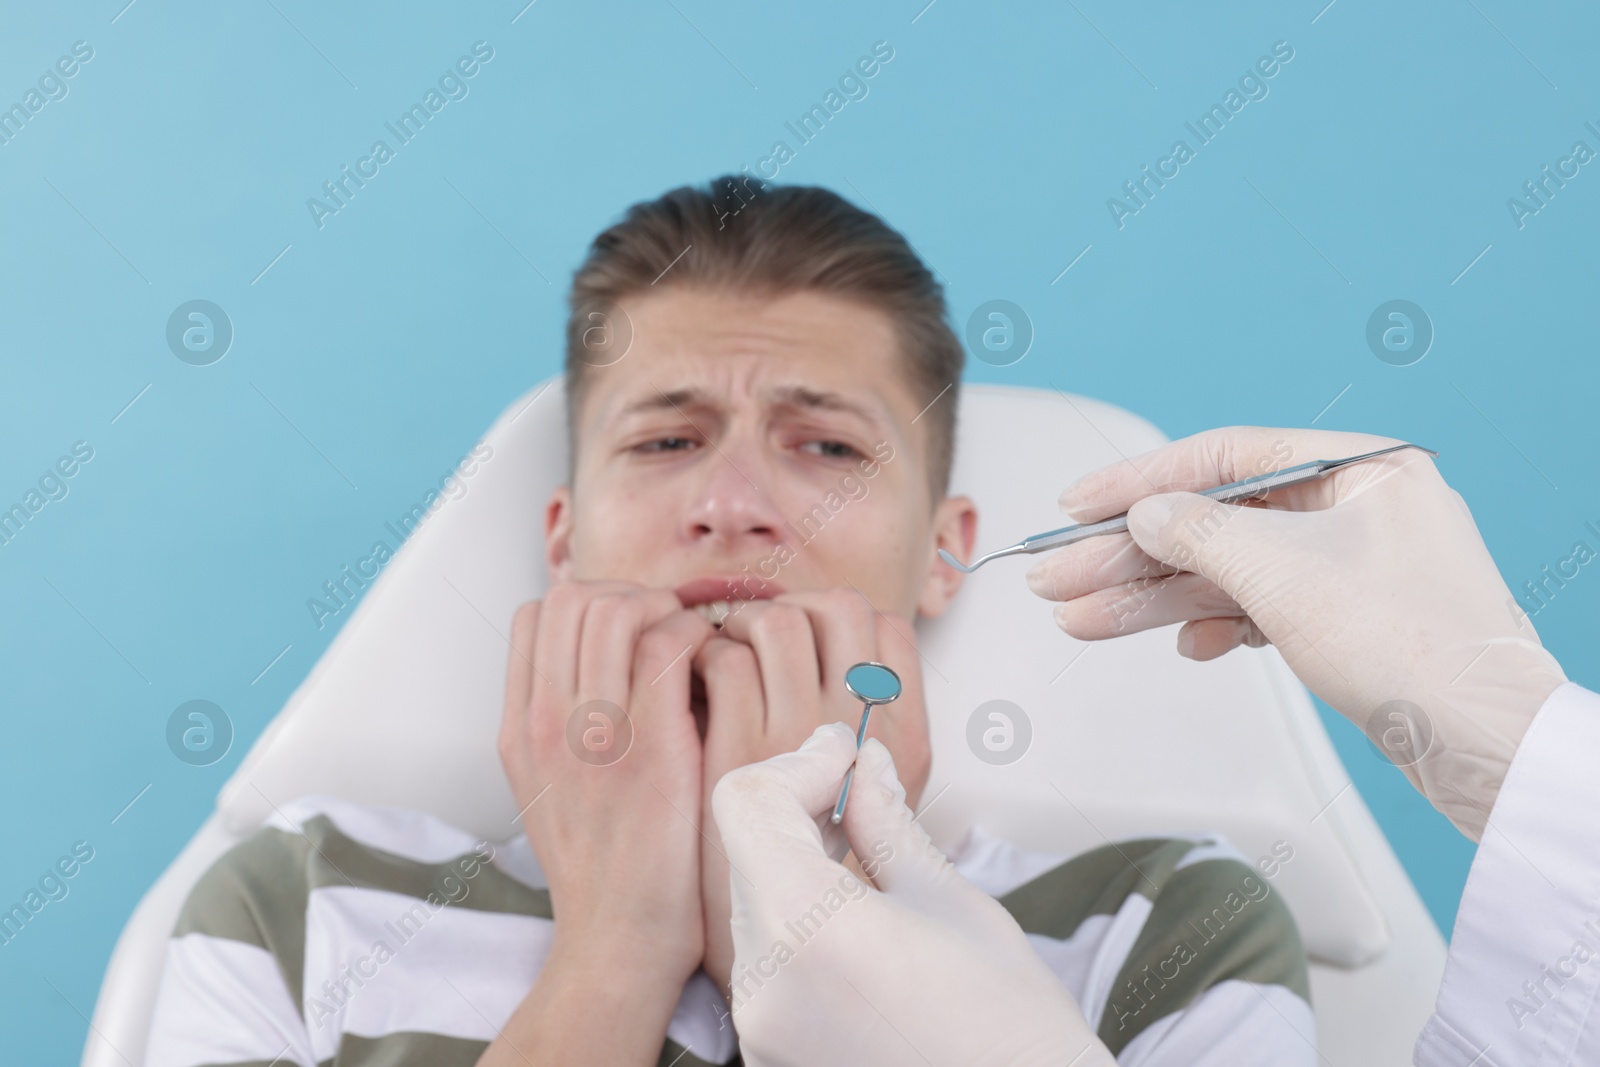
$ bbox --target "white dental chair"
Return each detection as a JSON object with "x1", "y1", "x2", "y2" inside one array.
[{"x1": 84, "y1": 376, "x2": 1446, "y2": 1066}]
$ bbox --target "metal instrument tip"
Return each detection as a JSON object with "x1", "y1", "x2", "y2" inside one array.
[{"x1": 937, "y1": 548, "x2": 976, "y2": 573}]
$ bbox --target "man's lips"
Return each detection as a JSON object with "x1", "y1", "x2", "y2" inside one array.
[{"x1": 672, "y1": 574, "x2": 786, "y2": 609}]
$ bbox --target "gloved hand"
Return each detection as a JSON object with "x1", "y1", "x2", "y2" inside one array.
[
  {"x1": 712, "y1": 721, "x2": 1115, "y2": 1067},
  {"x1": 1024, "y1": 426, "x2": 1568, "y2": 840}
]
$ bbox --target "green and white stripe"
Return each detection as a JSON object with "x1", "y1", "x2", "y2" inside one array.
[
  {"x1": 964, "y1": 833, "x2": 1311, "y2": 1059},
  {"x1": 147, "y1": 797, "x2": 1313, "y2": 1066}
]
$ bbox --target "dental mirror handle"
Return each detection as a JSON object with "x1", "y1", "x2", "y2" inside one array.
[{"x1": 830, "y1": 703, "x2": 874, "y2": 825}]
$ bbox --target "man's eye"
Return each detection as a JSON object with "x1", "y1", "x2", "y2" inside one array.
[
  {"x1": 639, "y1": 437, "x2": 698, "y2": 453},
  {"x1": 804, "y1": 440, "x2": 861, "y2": 460}
]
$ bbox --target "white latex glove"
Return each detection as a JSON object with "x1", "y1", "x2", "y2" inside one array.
[
  {"x1": 712, "y1": 721, "x2": 1115, "y2": 1067},
  {"x1": 1024, "y1": 426, "x2": 1568, "y2": 840}
]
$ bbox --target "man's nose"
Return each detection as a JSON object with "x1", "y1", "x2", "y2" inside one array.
[{"x1": 681, "y1": 448, "x2": 788, "y2": 545}]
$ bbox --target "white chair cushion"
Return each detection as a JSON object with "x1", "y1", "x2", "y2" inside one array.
[{"x1": 217, "y1": 377, "x2": 1390, "y2": 967}]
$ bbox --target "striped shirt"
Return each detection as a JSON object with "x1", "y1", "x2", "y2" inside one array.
[{"x1": 147, "y1": 795, "x2": 1314, "y2": 1066}]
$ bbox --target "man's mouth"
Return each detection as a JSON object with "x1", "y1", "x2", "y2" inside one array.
[{"x1": 674, "y1": 574, "x2": 785, "y2": 628}]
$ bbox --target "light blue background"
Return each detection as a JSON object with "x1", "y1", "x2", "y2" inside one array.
[{"x1": 3, "y1": 1, "x2": 1596, "y2": 1060}]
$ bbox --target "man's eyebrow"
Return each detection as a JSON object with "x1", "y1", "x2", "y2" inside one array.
[
  {"x1": 613, "y1": 384, "x2": 887, "y2": 427},
  {"x1": 765, "y1": 384, "x2": 885, "y2": 426},
  {"x1": 614, "y1": 387, "x2": 707, "y2": 419}
]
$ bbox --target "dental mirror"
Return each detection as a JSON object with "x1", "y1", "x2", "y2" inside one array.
[
  {"x1": 845, "y1": 662, "x2": 902, "y2": 704},
  {"x1": 831, "y1": 662, "x2": 903, "y2": 825}
]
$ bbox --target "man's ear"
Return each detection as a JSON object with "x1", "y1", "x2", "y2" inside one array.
[
  {"x1": 916, "y1": 494, "x2": 977, "y2": 619},
  {"x1": 545, "y1": 485, "x2": 575, "y2": 582}
]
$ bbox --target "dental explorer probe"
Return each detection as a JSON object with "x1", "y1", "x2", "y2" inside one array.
[{"x1": 937, "y1": 442, "x2": 1439, "y2": 575}]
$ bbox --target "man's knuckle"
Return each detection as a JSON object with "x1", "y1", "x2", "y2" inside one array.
[
  {"x1": 697, "y1": 635, "x2": 731, "y2": 665},
  {"x1": 546, "y1": 579, "x2": 581, "y2": 604},
  {"x1": 823, "y1": 586, "x2": 864, "y2": 613},
  {"x1": 586, "y1": 591, "x2": 628, "y2": 621},
  {"x1": 649, "y1": 587, "x2": 684, "y2": 614},
  {"x1": 511, "y1": 600, "x2": 540, "y2": 633},
  {"x1": 753, "y1": 602, "x2": 807, "y2": 639},
  {"x1": 495, "y1": 727, "x2": 518, "y2": 762},
  {"x1": 637, "y1": 626, "x2": 686, "y2": 663}
]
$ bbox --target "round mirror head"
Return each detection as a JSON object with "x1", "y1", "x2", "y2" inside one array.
[{"x1": 844, "y1": 662, "x2": 902, "y2": 705}]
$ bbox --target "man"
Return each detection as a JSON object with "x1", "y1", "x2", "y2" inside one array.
[{"x1": 145, "y1": 176, "x2": 1312, "y2": 1066}]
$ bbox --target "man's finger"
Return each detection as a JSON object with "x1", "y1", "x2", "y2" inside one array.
[
  {"x1": 864, "y1": 610, "x2": 930, "y2": 806},
  {"x1": 630, "y1": 607, "x2": 717, "y2": 727},
  {"x1": 760, "y1": 589, "x2": 878, "y2": 746},
  {"x1": 499, "y1": 601, "x2": 541, "y2": 760},
  {"x1": 774, "y1": 589, "x2": 878, "y2": 687},
  {"x1": 535, "y1": 580, "x2": 637, "y2": 704},
  {"x1": 716, "y1": 599, "x2": 821, "y2": 740},
  {"x1": 504, "y1": 601, "x2": 540, "y2": 715},
  {"x1": 580, "y1": 587, "x2": 685, "y2": 707},
  {"x1": 695, "y1": 634, "x2": 764, "y2": 759}
]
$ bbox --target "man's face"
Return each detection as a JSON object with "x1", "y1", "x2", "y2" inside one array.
[{"x1": 544, "y1": 287, "x2": 975, "y2": 620}]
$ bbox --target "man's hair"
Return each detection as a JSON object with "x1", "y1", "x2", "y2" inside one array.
[{"x1": 563, "y1": 175, "x2": 964, "y2": 504}]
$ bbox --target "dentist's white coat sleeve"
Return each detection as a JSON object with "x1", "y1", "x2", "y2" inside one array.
[{"x1": 1415, "y1": 681, "x2": 1600, "y2": 1066}]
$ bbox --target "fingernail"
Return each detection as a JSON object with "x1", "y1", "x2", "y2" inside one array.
[
  {"x1": 1025, "y1": 560, "x2": 1053, "y2": 595},
  {"x1": 1126, "y1": 494, "x2": 1176, "y2": 542},
  {"x1": 802, "y1": 723, "x2": 846, "y2": 751},
  {"x1": 1058, "y1": 484, "x2": 1087, "y2": 515}
]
